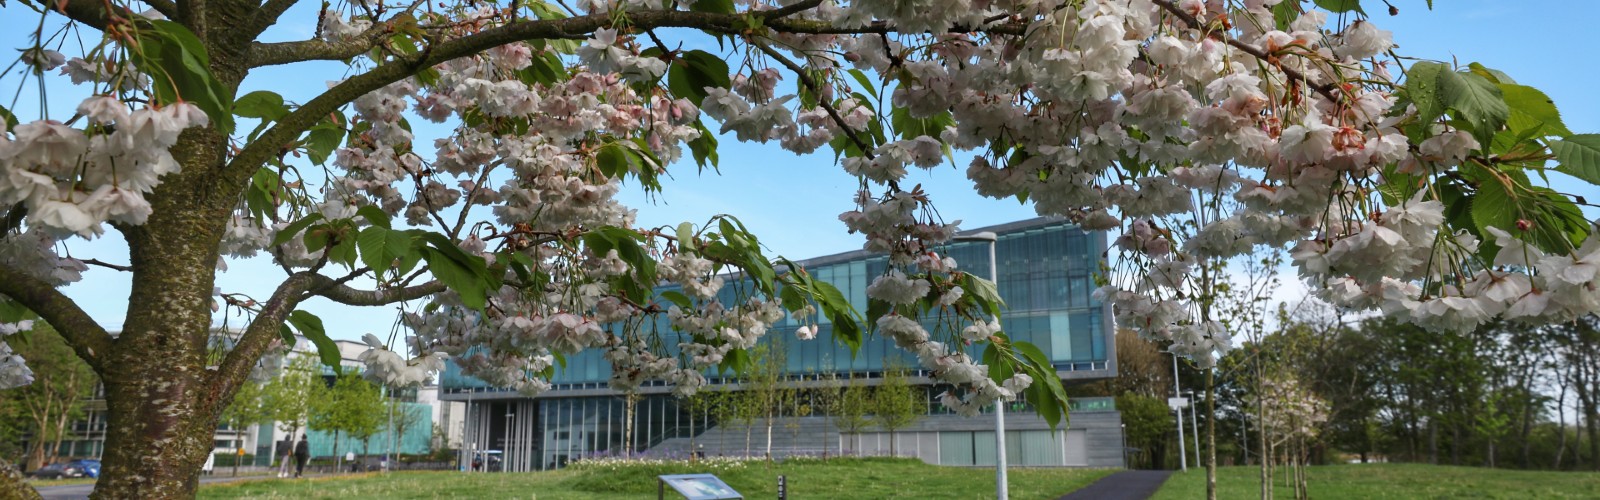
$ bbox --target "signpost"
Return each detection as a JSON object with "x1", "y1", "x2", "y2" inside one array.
[{"x1": 657, "y1": 474, "x2": 742, "y2": 500}]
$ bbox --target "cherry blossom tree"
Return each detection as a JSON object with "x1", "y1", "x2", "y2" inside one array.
[{"x1": 0, "y1": 0, "x2": 1596, "y2": 497}]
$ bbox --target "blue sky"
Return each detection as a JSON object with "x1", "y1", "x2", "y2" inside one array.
[{"x1": 1, "y1": 0, "x2": 1597, "y2": 342}]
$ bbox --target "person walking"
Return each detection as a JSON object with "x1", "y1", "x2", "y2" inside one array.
[
  {"x1": 275, "y1": 437, "x2": 292, "y2": 478},
  {"x1": 293, "y1": 435, "x2": 310, "y2": 478}
]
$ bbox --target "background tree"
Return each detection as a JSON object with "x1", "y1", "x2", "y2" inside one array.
[
  {"x1": 218, "y1": 380, "x2": 268, "y2": 475},
  {"x1": 308, "y1": 372, "x2": 385, "y2": 472},
  {"x1": 1116, "y1": 392, "x2": 1173, "y2": 470},
  {"x1": 0, "y1": 326, "x2": 96, "y2": 471},
  {"x1": 384, "y1": 399, "x2": 429, "y2": 460},
  {"x1": 261, "y1": 355, "x2": 319, "y2": 466},
  {"x1": 810, "y1": 372, "x2": 844, "y2": 457},
  {"x1": 874, "y1": 363, "x2": 922, "y2": 457},
  {"x1": 833, "y1": 375, "x2": 874, "y2": 456}
]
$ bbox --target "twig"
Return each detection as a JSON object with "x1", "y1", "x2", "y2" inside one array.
[
  {"x1": 1150, "y1": 0, "x2": 1341, "y2": 103},
  {"x1": 753, "y1": 41, "x2": 876, "y2": 160}
]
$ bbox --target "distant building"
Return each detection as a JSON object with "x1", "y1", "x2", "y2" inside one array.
[
  {"x1": 440, "y1": 217, "x2": 1125, "y2": 470},
  {"x1": 34, "y1": 333, "x2": 465, "y2": 464}
]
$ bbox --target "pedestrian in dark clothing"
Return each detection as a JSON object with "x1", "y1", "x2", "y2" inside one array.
[{"x1": 293, "y1": 436, "x2": 310, "y2": 478}]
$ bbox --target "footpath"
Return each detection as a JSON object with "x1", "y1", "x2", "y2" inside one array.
[{"x1": 1056, "y1": 470, "x2": 1174, "y2": 500}]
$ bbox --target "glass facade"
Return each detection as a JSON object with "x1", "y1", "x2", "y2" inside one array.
[
  {"x1": 442, "y1": 218, "x2": 1114, "y2": 470},
  {"x1": 442, "y1": 217, "x2": 1109, "y2": 392}
]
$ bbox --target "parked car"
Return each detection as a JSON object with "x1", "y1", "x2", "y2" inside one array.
[{"x1": 30, "y1": 459, "x2": 99, "y2": 479}]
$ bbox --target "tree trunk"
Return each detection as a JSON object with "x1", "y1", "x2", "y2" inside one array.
[
  {"x1": 92, "y1": 362, "x2": 221, "y2": 499},
  {"x1": 1450, "y1": 424, "x2": 1462, "y2": 466},
  {"x1": 1433, "y1": 423, "x2": 1446, "y2": 464},
  {"x1": 1258, "y1": 383, "x2": 1270, "y2": 500},
  {"x1": 85, "y1": 113, "x2": 248, "y2": 497},
  {"x1": 334, "y1": 430, "x2": 342, "y2": 473},
  {"x1": 1205, "y1": 370, "x2": 1216, "y2": 500}
]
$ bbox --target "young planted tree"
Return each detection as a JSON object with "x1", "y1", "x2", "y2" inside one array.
[
  {"x1": 308, "y1": 373, "x2": 385, "y2": 472},
  {"x1": 811, "y1": 372, "x2": 844, "y2": 458},
  {"x1": 218, "y1": 380, "x2": 268, "y2": 475},
  {"x1": 833, "y1": 375, "x2": 874, "y2": 456},
  {"x1": 385, "y1": 400, "x2": 429, "y2": 458},
  {"x1": 261, "y1": 355, "x2": 318, "y2": 466},
  {"x1": 0, "y1": 0, "x2": 1597, "y2": 498},
  {"x1": 874, "y1": 363, "x2": 923, "y2": 457}
]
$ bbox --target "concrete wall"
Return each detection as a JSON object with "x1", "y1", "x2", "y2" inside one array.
[{"x1": 649, "y1": 410, "x2": 1123, "y2": 468}]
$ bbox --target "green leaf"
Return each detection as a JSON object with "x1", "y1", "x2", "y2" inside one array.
[
  {"x1": 1499, "y1": 84, "x2": 1569, "y2": 138},
  {"x1": 890, "y1": 106, "x2": 954, "y2": 141},
  {"x1": 356, "y1": 205, "x2": 391, "y2": 229},
  {"x1": 658, "y1": 290, "x2": 694, "y2": 309},
  {"x1": 131, "y1": 20, "x2": 235, "y2": 133},
  {"x1": 271, "y1": 214, "x2": 324, "y2": 246},
  {"x1": 422, "y1": 247, "x2": 487, "y2": 311},
  {"x1": 1438, "y1": 69, "x2": 1509, "y2": 144},
  {"x1": 1403, "y1": 62, "x2": 1447, "y2": 126},
  {"x1": 329, "y1": 229, "x2": 358, "y2": 268},
  {"x1": 287, "y1": 310, "x2": 342, "y2": 374},
  {"x1": 846, "y1": 69, "x2": 879, "y2": 101},
  {"x1": 595, "y1": 143, "x2": 632, "y2": 178},
  {"x1": 667, "y1": 50, "x2": 731, "y2": 106},
  {"x1": 689, "y1": 0, "x2": 735, "y2": 14},
  {"x1": 1468, "y1": 62, "x2": 1516, "y2": 85},
  {"x1": 1470, "y1": 180, "x2": 1516, "y2": 240},
  {"x1": 357, "y1": 226, "x2": 392, "y2": 275},
  {"x1": 1314, "y1": 0, "x2": 1363, "y2": 13},
  {"x1": 1549, "y1": 134, "x2": 1600, "y2": 185},
  {"x1": 686, "y1": 120, "x2": 720, "y2": 172},
  {"x1": 960, "y1": 273, "x2": 1004, "y2": 318},
  {"x1": 302, "y1": 118, "x2": 346, "y2": 165},
  {"x1": 0, "y1": 104, "x2": 17, "y2": 129},
  {"x1": 234, "y1": 90, "x2": 288, "y2": 120}
]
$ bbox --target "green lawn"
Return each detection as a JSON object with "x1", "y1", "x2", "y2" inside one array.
[
  {"x1": 1151, "y1": 463, "x2": 1600, "y2": 499},
  {"x1": 197, "y1": 457, "x2": 1113, "y2": 499}
]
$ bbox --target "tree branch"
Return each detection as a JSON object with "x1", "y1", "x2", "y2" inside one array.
[
  {"x1": 245, "y1": 23, "x2": 390, "y2": 67},
  {"x1": 0, "y1": 263, "x2": 113, "y2": 372},
  {"x1": 306, "y1": 275, "x2": 447, "y2": 306},
  {"x1": 754, "y1": 41, "x2": 876, "y2": 160},
  {"x1": 20, "y1": 0, "x2": 113, "y2": 30},
  {"x1": 208, "y1": 270, "x2": 446, "y2": 411},
  {"x1": 224, "y1": 5, "x2": 1017, "y2": 186},
  {"x1": 139, "y1": 0, "x2": 178, "y2": 18},
  {"x1": 246, "y1": 0, "x2": 301, "y2": 38},
  {"x1": 207, "y1": 271, "x2": 315, "y2": 411},
  {"x1": 82, "y1": 258, "x2": 133, "y2": 272},
  {"x1": 1150, "y1": 0, "x2": 1340, "y2": 102}
]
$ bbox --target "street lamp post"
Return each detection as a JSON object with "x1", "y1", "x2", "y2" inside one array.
[
  {"x1": 955, "y1": 231, "x2": 1006, "y2": 500},
  {"x1": 1174, "y1": 354, "x2": 1187, "y2": 472},
  {"x1": 1184, "y1": 390, "x2": 1199, "y2": 467}
]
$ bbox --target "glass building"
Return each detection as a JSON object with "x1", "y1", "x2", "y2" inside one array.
[{"x1": 440, "y1": 217, "x2": 1124, "y2": 470}]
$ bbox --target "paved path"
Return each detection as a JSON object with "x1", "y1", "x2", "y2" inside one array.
[
  {"x1": 36, "y1": 474, "x2": 317, "y2": 500},
  {"x1": 1057, "y1": 470, "x2": 1173, "y2": 500}
]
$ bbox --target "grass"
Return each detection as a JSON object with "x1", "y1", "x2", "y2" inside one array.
[
  {"x1": 196, "y1": 457, "x2": 1114, "y2": 499},
  {"x1": 26, "y1": 477, "x2": 98, "y2": 487},
  {"x1": 1151, "y1": 463, "x2": 1600, "y2": 499}
]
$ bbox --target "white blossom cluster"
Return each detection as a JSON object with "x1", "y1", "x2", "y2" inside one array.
[
  {"x1": 0, "y1": 98, "x2": 208, "y2": 238},
  {"x1": 1250, "y1": 373, "x2": 1330, "y2": 439},
  {"x1": 0, "y1": 320, "x2": 35, "y2": 390}
]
